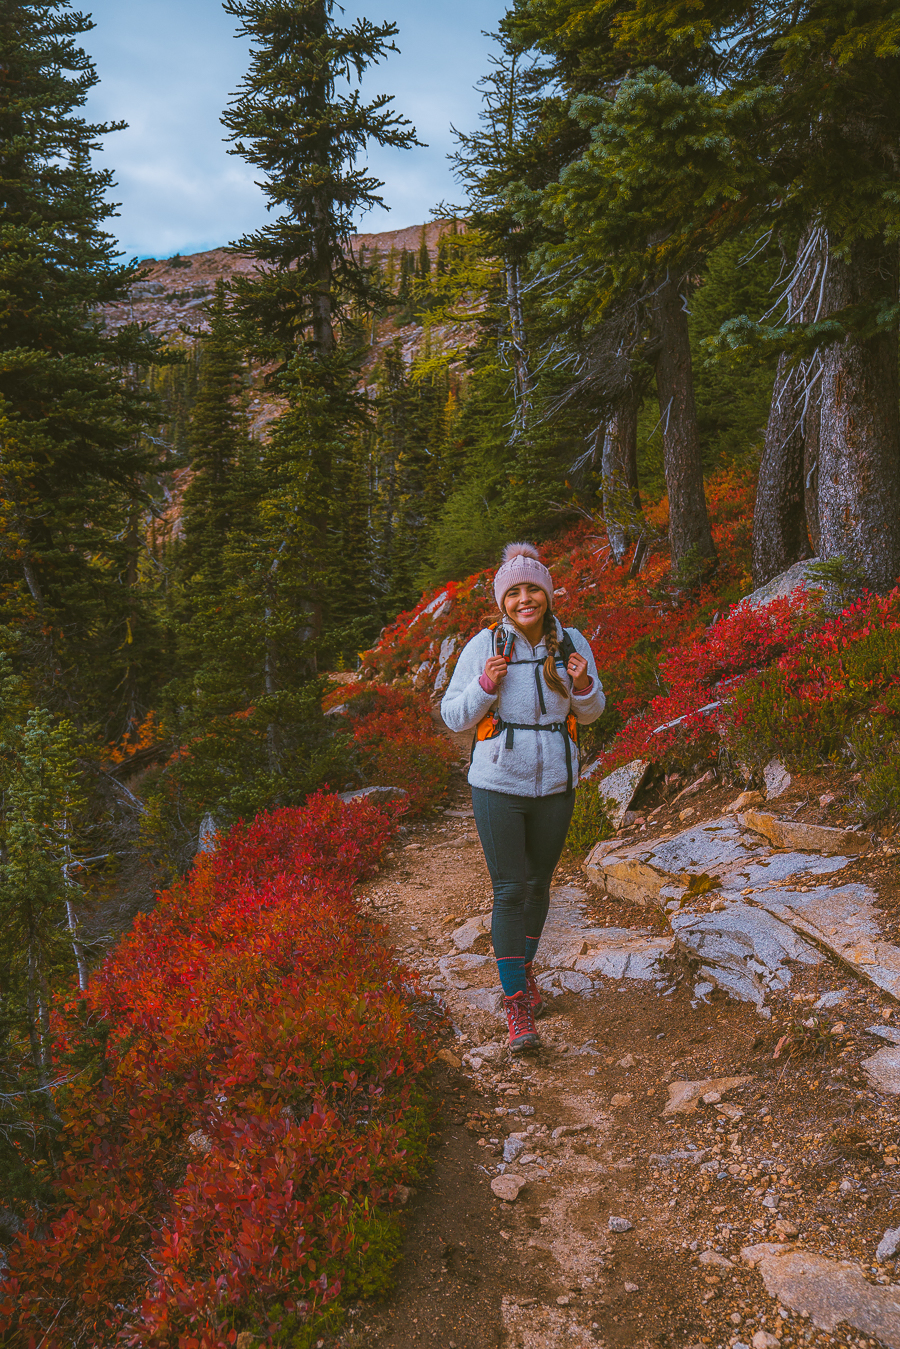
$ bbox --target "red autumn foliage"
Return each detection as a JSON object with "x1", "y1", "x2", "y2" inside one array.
[
  {"x1": 330, "y1": 684, "x2": 459, "y2": 815},
  {"x1": 596, "y1": 587, "x2": 820, "y2": 769},
  {"x1": 0, "y1": 792, "x2": 434, "y2": 1348}
]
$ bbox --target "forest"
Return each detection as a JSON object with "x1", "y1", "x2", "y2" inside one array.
[{"x1": 3, "y1": 0, "x2": 900, "y2": 1344}]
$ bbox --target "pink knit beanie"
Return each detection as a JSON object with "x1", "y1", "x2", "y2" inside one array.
[{"x1": 493, "y1": 542, "x2": 554, "y2": 612}]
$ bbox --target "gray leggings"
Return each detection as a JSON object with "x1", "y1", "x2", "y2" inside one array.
[{"x1": 471, "y1": 786, "x2": 575, "y2": 960}]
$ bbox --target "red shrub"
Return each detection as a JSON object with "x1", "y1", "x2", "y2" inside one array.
[
  {"x1": 0, "y1": 792, "x2": 434, "y2": 1348},
  {"x1": 339, "y1": 685, "x2": 458, "y2": 815}
]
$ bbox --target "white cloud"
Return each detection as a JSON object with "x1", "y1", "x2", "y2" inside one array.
[{"x1": 82, "y1": 0, "x2": 506, "y2": 259}]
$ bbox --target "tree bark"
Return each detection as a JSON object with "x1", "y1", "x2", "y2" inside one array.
[
  {"x1": 505, "y1": 257, "x2": 531, "y2": 418},
  {"x1": 653, "y1": 274, "x2": 716, "y2": 572},
  {"x1": 804, "y1": 400, "x2": 820, "y2": 556},
  {"x1": 601, "y1": 386, "x2": 641, "y2": 564},
  {"x1": 751, "y1": 351, "x2": 812, "y2": 585},
  {"x1": 818, "y1": 237, "x2": 900, "y2": 593},
  {"x1": 752, "y1": 226, "x2": 826, "y2": 585}
]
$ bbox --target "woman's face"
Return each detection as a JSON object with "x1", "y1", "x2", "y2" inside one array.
[{"x1": 503, "y1": 582, "x2": 548, "y2": 632}]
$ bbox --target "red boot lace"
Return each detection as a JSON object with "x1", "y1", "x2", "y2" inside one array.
[{"x1": 506, "y1": 994, "x2": 535, "y2": 1039}]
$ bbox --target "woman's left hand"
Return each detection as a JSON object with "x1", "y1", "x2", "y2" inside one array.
[{"x1": 567, "y1": 652, "x2": 590, "y2": 691}]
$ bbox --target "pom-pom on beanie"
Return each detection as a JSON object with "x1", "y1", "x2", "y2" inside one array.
[{"x1": 493, "y1": 541, "x2": 554, "y2": 612}]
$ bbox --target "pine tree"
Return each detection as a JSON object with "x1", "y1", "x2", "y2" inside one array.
[
  {"x1": 513, "y1": 0, "x2": 900, "y2": 589},
  {"x1": 222, "y1": 0, "x2": 420, "y2": 359},
  {"x1": 0, "y1": 1, "x2": 162, "y2": 716},
  {"x1": 0, "y1": 655, "x2": 88, "y2": 1211},
  {"x1": 221, "y1": 0, "x2": 421, "y2": 663},
  {"x1": 178, "y1": 282, "x2": 256, "y2": 581}
]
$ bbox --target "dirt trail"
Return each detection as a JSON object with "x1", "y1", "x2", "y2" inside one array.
[{"x1": 336, "y1": 761, "x2": 900, "y2": 1349}]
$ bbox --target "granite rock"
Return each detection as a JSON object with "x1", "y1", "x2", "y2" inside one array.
[
  {"x1": 861, "y1": 1046, "x2": 900, "y2": 1095},
  {"x1": 739, "y1": 560, "x2": 820, "y2": 613},
  {"x1": 763, "y1": 759, "x2": 792, "y2": 799},
  {"x1": 746, "y1": 1244, "x2": 900, "y2": 1345},
  {"x1": 594, "y1": 759, "x2": 651, "y2": 830},
  {"x1": 338, "y1": 785, "x2": 409, "y2": 805},
  {"x1": 740, "y1": 809, "x2": 871, "y2": 856}
]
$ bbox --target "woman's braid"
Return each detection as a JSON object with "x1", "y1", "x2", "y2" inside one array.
[{"x1": 542, "y1": 611, "x2": 569, "y2": 698}]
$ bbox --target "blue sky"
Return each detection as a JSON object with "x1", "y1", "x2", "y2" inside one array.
[{"x1": 81, "y1": 0, "x2": 507, "y2": 261}]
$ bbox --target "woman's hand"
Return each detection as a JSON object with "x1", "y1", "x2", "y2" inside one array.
[
  {"x1": 567, "y1": 652, "x2": 590, "y2": 691},
  {"x1": 484, "y1": 654, "x2": 509, "y2": 686}
]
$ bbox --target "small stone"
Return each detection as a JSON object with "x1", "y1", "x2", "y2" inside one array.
[
  {"x1": 394, "y1": 1185, "x2": 411, "y2": 1205},
  {"x1": 699, "y1": 1250, "x2": 734, "y2": 1268},
  {"x1": 702, "y1": 1090, "x2": 722, "y2": 1105},
  {"x1": 876, "y1": 1226, "x2": 900, "y2": 1261},
  {"x1": 236, "y1": 1335, "x2": 256, "y2": 1349},
  {"x1": 679, "y1": 807, "x2": 696, "y2": 821},
  {"x1": 730, "y1": 1312, "x2": 743, "y2": 1325},
  {"x1": 437, "y1": 1048, "x2": 462, "y2": 1070},
  {"x1": 774, "y1": 1220, "x2": 799, "y2": 1238},
  {"x1": 556, "y1": 1295, "x2": 570, "y2": 1306},
  {"x1": 724, "y1": 790, "x2": 765, "y2": 815},
  {"x1": 752, "y1": 1333, "x2": 780, "y2": 1349},
  {"x1": 491, "y1": 1174, "x2": 525, "y2": 1202},
  {"x1": 503, "y1": 1137, "x2": 525, "y2": 1163},
  {"x1": 618, "y1": 1053, "x2": 636, "y2": 1068},
  {"x1": 188, "y1": 1129, "x2": 213, "y2": 1154},
  {"x1": 551, "y1": 1123, "x2": 594, "y2": 1140},
  {"x1": 611, "y1": 1092, "x2": 633, "y2": 1107},
  {"x1": 608, "y1": 1216, "x2": 633, "y2": 1233},
  {"x1": 624, "y1": 1282, "x2": 639, "y2": 1292}
]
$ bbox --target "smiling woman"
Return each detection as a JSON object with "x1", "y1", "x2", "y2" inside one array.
[
  {"x1": 79, "y1": 0, "x2": 506, "y2": 259},
  {"x1": 441, "y1": 542, "x2": 606, "y2": 1054}
]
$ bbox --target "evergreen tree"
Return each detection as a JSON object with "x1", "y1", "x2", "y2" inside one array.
[
  {"x1": 511, "y1": 0, "x2": 900, "y2": 590},
  {"x1": 178, "y1": 281, "x2": 256, "y2": 580},
  {"x1": 221, "y1": 0, "x2": 420, "y2": 665},
  {"x1": 0, "y1": 1, "x2": 162, "y2": 718},
  {"x1": 0, "y1": 654, "x2": 88, "y2": 1212},
  {"x1": 222, "y1": 0, "x2": 420, "y2": 358}
]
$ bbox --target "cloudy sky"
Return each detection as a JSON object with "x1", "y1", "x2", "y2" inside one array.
[{"x1": 81, "y1": 0, "x2": 507, "y2": 261}]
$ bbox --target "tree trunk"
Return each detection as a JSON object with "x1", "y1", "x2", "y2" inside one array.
[
  {"x1": 601, "y1": 387, "x2": 641, "y2": 565},
  {"x1": 505, "y1": 257, "x2": 530, "y2": 418},
  {"x1": 804, "y1": 400, "x2": 820, "y2": 555},
  {"x1": 752, "y1": 226, "x2": 826, "y2": 585},
  {"x1": 751, "y1": 352, "x2": 812, "y2": 585},
  {"x1": 653, "y1": 274, "x2": 716, "y2": 572},
  {"x1": 818, "y1": 237, "x2": 900, "y2": 593}
]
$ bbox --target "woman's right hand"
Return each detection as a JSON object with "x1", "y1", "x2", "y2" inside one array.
[{"x1": 484, "y1": 654, "x2": 509, "y2": 685}]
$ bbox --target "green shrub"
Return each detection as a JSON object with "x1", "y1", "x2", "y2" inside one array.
[{"x1": 567, "y1": 781, "x2": 614, "y2": 855}]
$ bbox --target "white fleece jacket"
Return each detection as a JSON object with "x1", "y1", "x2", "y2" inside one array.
[{"x1": 440, "y1": 620, "x2": 605, "y2": 797}]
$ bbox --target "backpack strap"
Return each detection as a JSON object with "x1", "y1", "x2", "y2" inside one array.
[{"x1": 559, "y1": 627, "x2": 578, "y2": 666}]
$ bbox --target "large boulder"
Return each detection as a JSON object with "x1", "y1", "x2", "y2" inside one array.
[{"x1": 739, "y1": 559, "x2": 820, "y2": 611}]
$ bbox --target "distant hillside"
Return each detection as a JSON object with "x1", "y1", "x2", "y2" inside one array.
[
  {"x1": 101, "y1": 220, "x2": 458, "y2": 339},
  {"x1": 99, "y1": 219, "x2": 472, "y2": 441}
]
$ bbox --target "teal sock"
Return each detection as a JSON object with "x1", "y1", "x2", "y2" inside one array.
[
  {"x1": 524, "y1": 936, "x2": 539, "y2": 965},
  {"x1": 497, "y1": 956, "x2": 527, "y2": 998}
]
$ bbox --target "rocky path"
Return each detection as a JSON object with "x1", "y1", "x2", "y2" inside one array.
[{"x1": 336, "y1": 766, "x2": 900, "y2": 1349}]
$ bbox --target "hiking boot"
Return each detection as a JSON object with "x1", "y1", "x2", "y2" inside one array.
[
  {"x1": 504, "y1": 991, "x2": 540, "y2": 1053},
  {"x1": 524, "y1": 962, "x2": 544, "y2": 1017}
]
